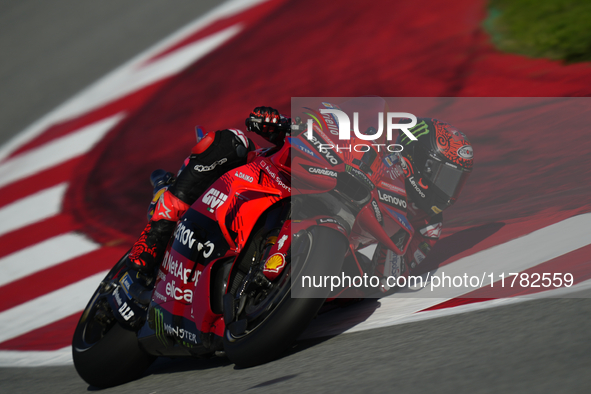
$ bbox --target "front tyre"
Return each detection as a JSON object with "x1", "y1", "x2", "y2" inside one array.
[
  {"x1": 72, "y1": 252, "x2": 155, "y2": 388},
  {"x1": 223, "y1": 226, "x2": 348, "y2": 367}
]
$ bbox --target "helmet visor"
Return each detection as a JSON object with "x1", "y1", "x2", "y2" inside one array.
[{"x1": 424, "y1": 160, "x2": 470, "y2": 200}]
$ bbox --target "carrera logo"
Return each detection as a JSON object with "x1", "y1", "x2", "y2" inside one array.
[
  {"x1": 202, "y1": 188, "x2": 228, "y2": 212},
  {"x1": 371, "y1": 200, "x2": 383, "y2": 223},
  {"x1": 303, "y1": 164, "x2": 337, "y2": 178},
  {"x1": 378, "y1": 189, "x2": 407, "y2": 210}
]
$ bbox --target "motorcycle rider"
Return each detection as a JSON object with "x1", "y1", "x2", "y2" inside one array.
[
  {"x1": 127, "y1": 107, "x2": 474, "y2": 294},
  {"x1": 127, "y1": 106, "x2": 287, "y2": 275},
  {"x1": 372, "y1": 118, "x2": 473, "y2": 292}
]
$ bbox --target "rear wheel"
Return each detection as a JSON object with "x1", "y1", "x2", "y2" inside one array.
[
  {"x1": 72, "y1": 252, "x2": 155, "y2": 388},
  {"x1": 223, "y1": 226, "x2": 348, "y2": 367}
]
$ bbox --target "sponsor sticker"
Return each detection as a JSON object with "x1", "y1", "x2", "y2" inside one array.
[
  {"x1": 379, "y1": 181, "x2": 406, "y2": 195},
  {"x1": 202, "y1": 188, "x2": 228, "y2": 212},
  {"x1": 301, "y1": 164, "x2": 338, "y2": 178},
  {"x1": 235, "y1": 171, "x2": 254, "y2": 183},
  {"x1": 457, "y1": 145, "x2": 473, "y2": 159},
  {"x1": 309, "y1": 131, "x2": 343, "y2": 166},
  {"x1": 408, "y1": 176, "x2": 426, "y2": 198},
  {"x1": 346, "y1": 164, "x2": 374, "y2": 189},
  {"x1": 261, "y1": 162, "x2": 291, "y2": 192},
  {"x1": 377, "y1": 188, "x2": 407, "y2": 211},
  {"x1": 413, "y1": 249, "x2": 426, "y2": 265},
  {"x1": 289, "y1": 137, "x2": 322, "y2": 160},
  {"x1": 383, "y1": 153, "x2": 398, "y2": 167},
  {"x1": 119, "y1": 272, "x2": 133, "y2": 297},
  {"x1": 264, "y1": 253, "x2": 286, "y2": 273},
  {"x1": 277, "y1": 234, "x2": 288, "y2": 250},
  {"x1": 371, "y1": 200, "x2": 383, "y2": 223}
]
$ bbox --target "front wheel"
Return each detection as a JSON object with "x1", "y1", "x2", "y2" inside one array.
[
  {"x1": 223, "y1": 226, "x2": 348, "y2": 367},
  {"x1": 72, "y1": 252, "x2": 155, "y2": 388}
]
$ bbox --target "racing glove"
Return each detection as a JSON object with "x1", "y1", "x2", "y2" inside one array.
[{"x1": 245, "y1": 106, "x2": 285, "y2": 144}]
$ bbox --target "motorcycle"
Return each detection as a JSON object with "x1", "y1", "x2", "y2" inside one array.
[{"x1": 72, "y1": 98, "x2": 414, "y2": 388}]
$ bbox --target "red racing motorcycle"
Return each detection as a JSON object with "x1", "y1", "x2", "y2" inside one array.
[{"x1": 72, "y1": 99, "x2": 414, "y2": 388}]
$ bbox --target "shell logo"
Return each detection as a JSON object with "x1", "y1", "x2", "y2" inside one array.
[{"x1": 264, "y1": 253, "x2": 286, "y2": 273}]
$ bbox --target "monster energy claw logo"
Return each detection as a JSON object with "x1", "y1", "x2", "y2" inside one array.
[
  {"x1": 154, "y1": 308, "x2": 171, "y2": 347},
  {"x1": 401, "y1": 120, "x2": 430, "y2": 144}
]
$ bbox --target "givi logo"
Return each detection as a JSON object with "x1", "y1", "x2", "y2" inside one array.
[{"x1": 202, "y1": 188, "x2": 228, "y2": 212}]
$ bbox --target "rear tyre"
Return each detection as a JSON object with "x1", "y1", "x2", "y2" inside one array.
[
  {"x1": 223, "y1": 226, "x2": 348, "y2": 367},
  {"x1": 72, "y1": 252, "x2": 155, "y2": 388}
]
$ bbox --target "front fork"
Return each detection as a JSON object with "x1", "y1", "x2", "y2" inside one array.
[{"x1": 260, "y1": 216, "x2": 349, "y2": 281}]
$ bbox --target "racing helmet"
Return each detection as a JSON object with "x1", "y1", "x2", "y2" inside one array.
[{"x1": 399, "y1": 118, "x2": 473, "y2": 216}]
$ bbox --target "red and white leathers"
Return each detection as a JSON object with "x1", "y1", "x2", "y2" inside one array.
[{"x1": 372, "y1": 202, "x2": 442, "y2": 293}]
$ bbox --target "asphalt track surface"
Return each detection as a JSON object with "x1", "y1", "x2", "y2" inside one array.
[
  {"x1": 0, "y1": 0, "x2": 220, "y2": 146},
  {"x1": 1, "y1": 1, "x2": 591, "y2": 393},
  {"x1": 2, "y1": 298, "x2": 591, "y2": 393}
]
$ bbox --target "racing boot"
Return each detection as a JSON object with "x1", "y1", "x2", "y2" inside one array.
[{"x1": 127, "y1": 189, "x2": 190, "y2": 276}]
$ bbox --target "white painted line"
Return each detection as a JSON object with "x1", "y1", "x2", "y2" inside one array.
[
  {"x1": 4, "y1": 280, "x2": 589, "y2": 368},
  {"x1": 302, "y1": 213, "x2": 591, "y2": 339},
  {"x1": 384, "y1": 278, "x2": 591, "y2": 329},
  {"x1": 0, "y1": 114, "x2": 123, "y2": 189},
  {"x1": 392, "y1": 211, "x2": 591, "y2": 299},
  {"x1": 55, "y1": 25, "x2": 242, "y2": 124},
  {"x1": 302, "y1": 279, "x2": 591, "y2": 340},
  {"x1": 0, "y1": 271, "x2": 107, "y2": 344},
  {"x1": 0, "y1": 0, "x2": 270, "y2": 162},
  {"x1": 0, "y1": 347, "x2": 72, "y2": 367},
  {"x1": 0, "y1": 183, "x2": 67, "y2": 238},
  {"x1": 0, "y1": 233, "x2": 99, "y2": 288}
]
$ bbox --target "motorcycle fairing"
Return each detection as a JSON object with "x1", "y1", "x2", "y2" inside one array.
[
  {"x1": 194, "y1": 158, "x2": 287, "y2": 251},
  {"x1": 143, "y1": 156, "x2": 291, "y2": 353}
]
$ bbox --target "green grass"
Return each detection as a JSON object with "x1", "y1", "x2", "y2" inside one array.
[{"x1": 484, "y1": 0, "x2": 591, "y2": 63}]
